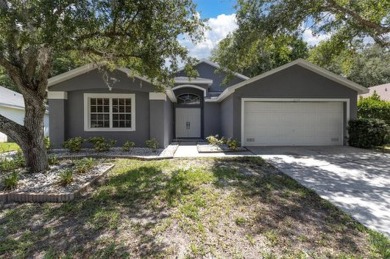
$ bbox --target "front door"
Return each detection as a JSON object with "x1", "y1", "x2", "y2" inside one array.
[{"x1": 175, "y1": 108, "x2": 201, "y2": 138}]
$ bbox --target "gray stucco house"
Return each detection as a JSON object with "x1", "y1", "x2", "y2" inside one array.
[{"x1": 48, "y1": 59, "x2": 368, "y2": 148}]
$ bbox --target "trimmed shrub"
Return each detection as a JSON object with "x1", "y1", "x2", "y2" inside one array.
[
  {"x1": 348, "y1": 119, "x2": 388, "y2": 148},
  {"x1": 145, "y1": 138, "x2": 159, "y2": 151},
  {"x1": 122, "y1": 141, "x2": 135, "y2": 152},
  {"x1": 88, "y1": 137, "x2": 116, "y2": 152},
  {"x1": 206, "y1": 135, "x2": 224, "y2": 146},
  {"x1": 63, "y1": 137, "x2": 85, "y2": 152},
  {"x1": 3, "y1": 171, "x2": 19, "y2": 190},
  {"x1": 227, "y1": 138, "x2": 240, "y2": 151},
  {"x1": 358, "y1": 97, "x2": 390, "y2": 125}
]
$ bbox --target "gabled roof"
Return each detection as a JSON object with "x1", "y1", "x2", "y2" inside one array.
[
  {"x1": 176, "y1": 59, "x2": 249, "y2": 80},
  {"x1": 0, "y1": 86, "x2": 24, "y2": 109},
  {"x1": 208, "y1": 59, "x2": 369, "y2": 102},
  {"x1": 359, "y1": 83, "x2": 390, "y2": 101},
  {"x1": 48, "y1": 64, "x2": 152, "y2": 87}
]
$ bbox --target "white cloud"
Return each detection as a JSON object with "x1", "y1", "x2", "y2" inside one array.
[
  {"x1": 302, "y1": 28, "x2": 331, "y2": 47},
  {"x1": 181, "y1": 13, "x2": 238, "y2": 60}
]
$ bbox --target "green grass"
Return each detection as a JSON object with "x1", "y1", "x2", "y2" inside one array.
[
  {"x1": 0, "y1": 158, "x2": 388, "y2": 258},
  {"x1": 0, "y1": 142, "x2": 20, "y2": 153}
]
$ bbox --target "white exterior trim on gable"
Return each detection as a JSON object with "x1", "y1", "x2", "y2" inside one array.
[
  {"x1": 165, "y1": 89, "x2": 177, "y2": 103},
  {"x1": 149, "y1": 92, "x2": 167, "y2": 101},
  {"x1": 208, "y1": 59, "x2": 369, "y2": 103},
  {"x1": 172, "y1": 85, "x2": 207, "y2": 97},
  {"x1": 48, "y1": 91, "x2": 68, "y2": 100},
  {"x1": 83, "y1": 93, "x2": 136, "y2": 132},
  {"x1": 48, "y1": 64, "x2": 152, "y2": 87}
]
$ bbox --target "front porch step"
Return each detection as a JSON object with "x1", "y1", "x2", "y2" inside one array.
[{"x1": 172, "y1": 138, "x2": 206, "y2": 145}]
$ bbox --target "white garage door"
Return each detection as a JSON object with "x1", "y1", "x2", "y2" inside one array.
[{"x1": 243, "y1": 101, "x2": 344, "y2": 146}]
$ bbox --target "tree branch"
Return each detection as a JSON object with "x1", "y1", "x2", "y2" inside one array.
[
  {"x1": 325, "y1": 0, "x2": 390, "y2": 35},
  {"x1": 0, "y1": 113, "x2": 27, "y2": 139}
]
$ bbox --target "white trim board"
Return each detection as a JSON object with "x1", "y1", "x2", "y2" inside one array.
[
  {"x1": 48, "y1": 91, "x2": 68, "y2": 100},
  {"x1": 83, "y1": 93, "x2": 136, "y2": 132},
  {"x1": 171, "y1": 84, "x2": 207, "y2": 97},
  {"x1": 240, "y1": 98, "x2": 350, "y2": 147},
  {"x1": 149, "y1": 92, "x2": 167, "y2": 101},
  {"x1": 48, "y1": 64, "x2": 152, "y2": 87}
]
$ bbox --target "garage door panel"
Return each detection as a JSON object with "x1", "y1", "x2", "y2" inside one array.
[{"x1": 243, "y1": 101, "x2": 343, "y2": 146}]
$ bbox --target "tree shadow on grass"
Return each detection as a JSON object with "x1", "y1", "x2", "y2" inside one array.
[
  {"x1": 209, "y1": 157, "x2": 374, "y2": 256},
  {"x1": 0, "y1": 162, "x2": 193, "y2": 258}
]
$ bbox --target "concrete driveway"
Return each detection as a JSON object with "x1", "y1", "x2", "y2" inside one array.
[{"x1": 247, "y1": 146, "x2": 390, "y2": 237}]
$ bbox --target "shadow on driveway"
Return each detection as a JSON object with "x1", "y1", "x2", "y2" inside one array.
[{"x1": 248, "y1": 146, "x2": 390, "y2": 237}]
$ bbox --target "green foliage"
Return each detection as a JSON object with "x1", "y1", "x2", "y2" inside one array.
[
  {"x1": 212, "y1": 33, "x2": 308, "y2": 79},
  {"x1": 348, "y1": 119, "x2": 388, "y2": 148},
  {"x1": 44, "y1": 137, "x2": 51, "y2": 150},
  {"x1": 122, "y1": 141, "x2": 135, "y2": 152},
  {"x1": 74, "y1": 158, "x2": 95, "y2": 174},
  {"x1": 358, "y1": 96, "x2": 390, "y2": 125},
  {"x1": 0, "y1": 0, "x2": 204, "y2": 172},
  {"x1": 0, "y1": 142, "x2": 20, "y2": 154},
  {"x1": 59, "y1": 169, "x2": 73, "y2": 186},
  {"x1": 145, "y1": 138, "x2": 159, "y2": 151},
  {"x1": 233, "y1": 1, "x2": 390, "y2": 86},
  {"x1": 48, "y1": 155, "x2": 59, "y2": 165},
  {"x1": 63, "y1": 137, "x2": 85, "y2": 153},
  {"x1": 227, "y1": 138, "x2": 240, "y2": 151},
  {"x1": 206, "y1": 135, "x2": 225, "y2": 146},
  {"x1": 206, "y1": 135, "x2": 240, "y2": 150},
  {"x1": 0, "y1": 152, "x2": 25, "y2": 171},
  {"x1": 2, "y1": 171, "x2": 19, "y2": 190},
  {"x1": 89, "y1": 137, "x2": 116, "y2": 152},
  {"x1": 236, "y1": 0, "x2": 390, "y2": 48},
  {"x1": 309, "y1": 42, "x2": 390, "y2": 87},
  {"x1": 0, "y1": 0, "x2": 204, "y2": 86}
]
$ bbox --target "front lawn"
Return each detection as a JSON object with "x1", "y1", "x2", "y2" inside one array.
[
  {"x1": 0, "y1": 142, "x2": 20, "y2": 154},
  {"x1": 0, "y1": 158, "x2": 388, "y2": 258}
]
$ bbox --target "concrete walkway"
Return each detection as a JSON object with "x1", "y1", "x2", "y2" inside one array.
[
  {"x1": 247, "y1": 146, "x2": 390, "y2": 237},
  {"x1": 173, "y1": 144, "x2": 253, "y2": 158}
]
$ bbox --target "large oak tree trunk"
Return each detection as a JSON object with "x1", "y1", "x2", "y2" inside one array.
[
  {"x1": 0, "y1": 95, "x2": 49, "y2": 173},
  {"x1": 21, "y1": 96, "x2": 49, "y2": 172}
]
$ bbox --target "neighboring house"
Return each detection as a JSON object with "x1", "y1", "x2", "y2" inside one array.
[
  {"x1": 47, "y1": 59, "x2": 368, "y2": 148},
  {"x1": 359, "y1": 83, "x2": 390, "y2": 101},
  {"x1": 0, "y1": 86, "x2": 49, "y2": 142}
]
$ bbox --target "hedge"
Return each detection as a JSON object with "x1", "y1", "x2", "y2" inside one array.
[
  {"x1": 358, "y1": 97, "x2": 390, "y2": 125},
  {"x1": 348, "y1": 118, "x2": 388, "y2": 148}
]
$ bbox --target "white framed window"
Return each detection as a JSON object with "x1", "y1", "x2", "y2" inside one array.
[{"x1": 83, "y1": 93, "x2": 136, "y2": 131}]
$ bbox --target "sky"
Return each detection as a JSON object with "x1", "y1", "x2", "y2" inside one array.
[{"x1": 183, "y1": 0, "x2": 330, "y2": 60}]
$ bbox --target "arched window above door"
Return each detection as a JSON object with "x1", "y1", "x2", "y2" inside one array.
[{"x1": 177, "y1": 93, "x2": 201, "y2": 105}]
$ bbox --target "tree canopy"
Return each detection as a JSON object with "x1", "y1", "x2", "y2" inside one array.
[
  {"x1": 236, "y1": 0, "x2": 390, "y2": 47},
  {"x1": 0, "y1": 0, "x2": 204, "y2": 172},
  {"x1": 309, "y1": 41, "x2": 390, "y2": 87},
  {"x1": 211, "y1": 33, "x2": 308, "y2": 79}
]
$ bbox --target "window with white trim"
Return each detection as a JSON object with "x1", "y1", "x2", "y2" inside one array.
[{"x1": 84, "y1": 93, "x2": 135, "y2": 131}]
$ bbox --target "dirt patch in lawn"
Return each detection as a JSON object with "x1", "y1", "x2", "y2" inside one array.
[{"x1": 0, "y1": 158, "x2": 388, "y2": 258}]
